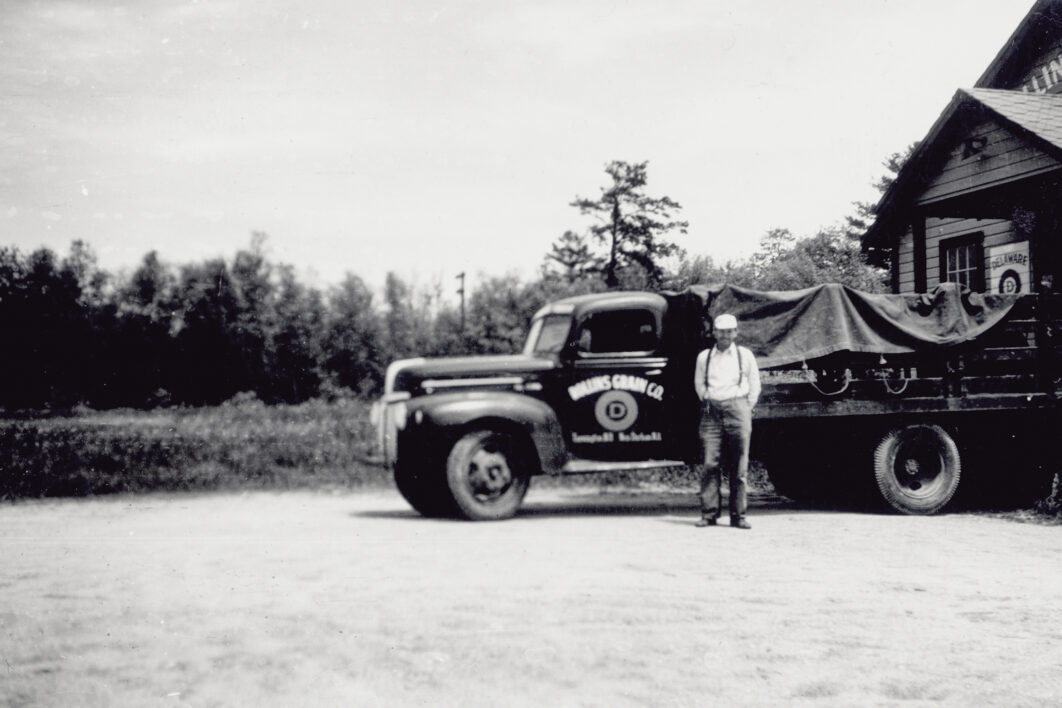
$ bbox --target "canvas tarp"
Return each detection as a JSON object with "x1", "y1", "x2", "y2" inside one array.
[{"x1": 683, "y1": 282, "x2": 1021, "y2": 368}]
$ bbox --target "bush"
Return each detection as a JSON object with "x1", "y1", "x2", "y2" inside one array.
[
  {"x1": 1034, "y1": 472, "x2": 1062, "y2": 518},
  {"x1": 0, "y1": 399, "x2": 389, "y2": 500}
]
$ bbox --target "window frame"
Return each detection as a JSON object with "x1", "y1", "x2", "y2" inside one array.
[
  {"x1": 938, "y1": 231, "x2": 986, "y2": 292},
  {"x1": 523, "y1": 313, "x2": 573, "y2": 357},
  {"x1": 573, "y1": 307, "x2": 661, "y2": 358}
]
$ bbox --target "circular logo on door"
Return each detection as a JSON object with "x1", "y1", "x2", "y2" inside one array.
[{"x1": 594, "y1": 390, "x2": 638, "y2": 431}]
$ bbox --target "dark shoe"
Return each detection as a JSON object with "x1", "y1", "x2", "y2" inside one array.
[
  {"x1": 695, "y1": 518, "x2": 717, "y2": 527},
  {"x1": 731, "y1": 519, "x2": 751, "y2": 530}
]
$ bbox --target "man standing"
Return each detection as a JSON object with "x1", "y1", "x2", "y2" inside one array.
[{"x1": 693, "y1": 313, "x2": 760, "y2": 529}]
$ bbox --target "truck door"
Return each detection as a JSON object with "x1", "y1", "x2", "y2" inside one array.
[{"x1": 562, "y1": 306, "x2": 671, "y2": 461}]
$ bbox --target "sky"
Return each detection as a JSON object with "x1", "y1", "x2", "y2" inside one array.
[{"x1": 0, "y1": 0, "x2": 1037, "y2": 298}]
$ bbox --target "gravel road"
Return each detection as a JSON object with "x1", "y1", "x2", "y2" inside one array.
[{"x1": 2, "y1": 486, "x2": 1061, "y2": 707}]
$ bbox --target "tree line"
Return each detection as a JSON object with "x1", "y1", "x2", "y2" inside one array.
[{"x1": 0, "y1": 159, "x2": 896, "y2": 411}]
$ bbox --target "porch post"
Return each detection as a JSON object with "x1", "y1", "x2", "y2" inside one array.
[{"x1": 913, "y1": 212, "x2": 928, "y2": 293}]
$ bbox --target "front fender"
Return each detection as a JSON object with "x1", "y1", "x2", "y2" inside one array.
[{"x1": 402, "y1": 391, "x2": 567, "y2": 473}]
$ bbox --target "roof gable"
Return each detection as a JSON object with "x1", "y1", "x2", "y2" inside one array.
[
  {"x1": 976, "y1": 0, "x2": 1062, "y2": 89},
  {"x1": 918, "y1": 89, "x2": 1062, "y2": 204},
  {"x1": 868, "y1": 88, "x2": 1062, "y2": 244}
]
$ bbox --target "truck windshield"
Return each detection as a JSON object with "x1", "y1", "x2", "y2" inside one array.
[{"x1": 523, "y1": 314, "x2": 572, "y2": 356}]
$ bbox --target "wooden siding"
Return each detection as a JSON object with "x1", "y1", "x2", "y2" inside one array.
[
  {"x1": 894, "y1": 218, "x2": 1015, "y2": 293},
  {"x1": 897, "y1": 230, "x2": 915, "y2": 293},
  {"x1": 918, "y1": 117, "x2": 1062, "y2": 205}
]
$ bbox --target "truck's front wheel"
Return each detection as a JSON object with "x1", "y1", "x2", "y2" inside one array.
[
  {"x1": 874, "y1": 424, "x2": 960, "y2": 514},
  {"x1": 446, "y1": 429, "x2": 531, "y2": 520},
  {"x1": 394, "y1": 460, "x2": 456, "y2": 518}
]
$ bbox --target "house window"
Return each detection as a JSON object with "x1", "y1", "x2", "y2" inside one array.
[
  {"x1": 946, "y1": 243, "x2": 978, "y2": 287},
  {"x1": 939, "y1": 233, "x2": 985, "y2": 291}
]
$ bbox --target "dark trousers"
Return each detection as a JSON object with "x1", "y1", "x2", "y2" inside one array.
[{"x1": 697, "y1": 397, "x2": 752, "y2": 521}]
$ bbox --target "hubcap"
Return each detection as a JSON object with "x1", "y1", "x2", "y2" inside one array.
[
  {"x1": 895, "y1": 435, "x2": 945, "y2": 496},
  {"x1": 467, "y1": 443, "x2": 513, "y2": 500}
]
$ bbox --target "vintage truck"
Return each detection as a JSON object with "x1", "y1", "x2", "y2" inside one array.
[{"x1": 371, "y1": 283, "x2": 1060, "y2": 520}]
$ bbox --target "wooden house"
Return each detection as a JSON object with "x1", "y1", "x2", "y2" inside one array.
[{"x1": 865, "y1": 0, "x2": 1062, "y2": 295}]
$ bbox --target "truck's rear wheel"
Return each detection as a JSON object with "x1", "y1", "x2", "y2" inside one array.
[
  {"x1": 446, "y1": 429, "x2": 531, "y2": 520},
  {"x1": 874, "y1": 424, "x2": 960, "y2": 515}
]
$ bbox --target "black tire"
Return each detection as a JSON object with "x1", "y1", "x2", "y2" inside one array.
[
  {"x1": 874, "y1": 424, "x2": 960, "y2": 514},
  {"x1": 445, "y1": 429, "x2": 531, "y2": 520},
  {"x1": 394, "y1": 460, "x2": 455, "y2": 518}
]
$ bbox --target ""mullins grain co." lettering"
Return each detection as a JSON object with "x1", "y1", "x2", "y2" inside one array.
[{"x1": 567, "y1": 374, "x2": 665, "y2": 402}]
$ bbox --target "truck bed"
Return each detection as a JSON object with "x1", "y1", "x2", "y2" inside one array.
[{"x1": 756, "y1": 294, "x2": 1061, "y2": 419}]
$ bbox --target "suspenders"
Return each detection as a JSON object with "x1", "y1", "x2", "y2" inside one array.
[{"x1": 705, "y1": 345, "x2": 744, "y2": 391}]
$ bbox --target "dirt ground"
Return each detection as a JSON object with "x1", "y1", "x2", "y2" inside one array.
[{"x1": 2, "y1": 485, "x2": 1061, "y2": 708}]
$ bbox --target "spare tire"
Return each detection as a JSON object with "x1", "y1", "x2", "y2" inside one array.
[{"x1": 874, "y1": 424, "x2": 960, "y2": 514}]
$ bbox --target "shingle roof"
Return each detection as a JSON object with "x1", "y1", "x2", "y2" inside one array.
[{"x1": 962, "y1": 87, "x2": 1062, "y2": 150}]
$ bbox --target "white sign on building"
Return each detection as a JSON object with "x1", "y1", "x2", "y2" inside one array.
[{"x1": 987, "y1": 241, "x2": 1031, "y2": 294}]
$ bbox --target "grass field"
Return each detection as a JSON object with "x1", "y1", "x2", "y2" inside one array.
[{"x1": 0, "y1": 396, "x2": 388, "y2": 500}]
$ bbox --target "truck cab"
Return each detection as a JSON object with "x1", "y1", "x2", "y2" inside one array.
[{"x1": 530, "y1": 291, "x2": 681, "y2": 461}]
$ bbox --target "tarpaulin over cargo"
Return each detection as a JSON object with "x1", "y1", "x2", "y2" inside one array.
[{"x1": 675, "y1": 283, "x2": 1021, "y2": 368}]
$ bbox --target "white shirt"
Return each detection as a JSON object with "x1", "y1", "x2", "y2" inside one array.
[{"x1": 693, "y1": 344, "x2": 761, "y2": 408}]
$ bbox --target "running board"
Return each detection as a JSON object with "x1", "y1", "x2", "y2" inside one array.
[{"x1": 558, "y1": 459, "x2": 688, "y2": 475}]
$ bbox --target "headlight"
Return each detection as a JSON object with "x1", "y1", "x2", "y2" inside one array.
[{"x1": 392, "y1": 401, "x2": 408, "y2": 430}]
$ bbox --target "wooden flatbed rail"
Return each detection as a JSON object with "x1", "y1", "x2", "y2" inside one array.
[{"x1": 756, "y1": 293, "x2": 1061, "y2": 420}]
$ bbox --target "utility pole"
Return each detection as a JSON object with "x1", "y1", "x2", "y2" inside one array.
[{"x1": 455, "y1": 271, "x2": 465, "y2": 333}]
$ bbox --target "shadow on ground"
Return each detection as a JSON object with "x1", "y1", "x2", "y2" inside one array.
[
  {"x1": 514, "y1": 489, "x2": 879, "y2": 519},
  {"x1": 352, "y1": 488, "x2": 882, "y2": 521}
]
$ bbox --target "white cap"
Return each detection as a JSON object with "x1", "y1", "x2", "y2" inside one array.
[{"x1": 713, "y1": 313, "x2": 738, "y2": 330}]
